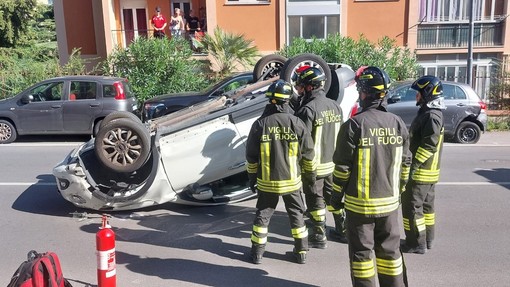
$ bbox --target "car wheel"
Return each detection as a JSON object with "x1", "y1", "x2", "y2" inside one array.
[
  {"x1": 454, "y1": 121, "x2": 481, "y2": 144},
  {"x1": 279, "y1": 53, "x2": 332, "y2": 93},
  {"x1": 0, "y1": 120, "x2": 17, "y2": 144},
  {"x1": 94, "y1": 118, "x2": 151, "y2": 173},
  {"x1": 253, "y1": 54, "x2": 287, "y2": 81},
  {"x1": 99, "y1": 111, "x2": 142, "y2": 131}
]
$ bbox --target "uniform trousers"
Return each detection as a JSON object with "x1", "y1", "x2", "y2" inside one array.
[
  {"x1": 401, "y1": 181, "x2": 435, "y2": 248},
  {"x1": 252, "y1": 190, "x2": 308, "y2": 251},
  {"x1": 346, "y1": 210, "x2": 407, "y2": 287}
]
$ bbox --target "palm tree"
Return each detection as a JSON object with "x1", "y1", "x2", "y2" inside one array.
[{"x1": 199, "y1": 27, "x2": 260, "y2": 76}]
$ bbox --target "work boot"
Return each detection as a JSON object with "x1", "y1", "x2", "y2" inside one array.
[
  {"x1": 309, "y1": 225, "x2": 327, "y2": 249},
  {"x1": 250, "y1": 244, "x2": 265, "y2": 264},
  {"x1": 400, "y1": 243, "x2": 426, "y2": 254},
  {"x1": 293, "y1": 248, "x2": 307, "y2": 264}
]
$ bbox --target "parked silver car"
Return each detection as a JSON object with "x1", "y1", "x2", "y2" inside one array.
[
  {"x1": 0, "y1": 76, "x2": 139, "y2": 143},
  {"x1": 52, "y1": 54, "x2": 359, "y2": 211},
  {"x1": 386, "y1": 80, "x2": 487, "y2": 144}
]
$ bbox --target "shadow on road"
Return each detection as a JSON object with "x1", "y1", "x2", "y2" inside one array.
[
  {"x1": 15, "y1": 134, "x2": 90, "y2": 143},
  {"x1": 474, "y1": 168, "x2": 510, "y2": 190},
  {"x1": 11, "y1": 174, "x2": 79, "y2": 216}
]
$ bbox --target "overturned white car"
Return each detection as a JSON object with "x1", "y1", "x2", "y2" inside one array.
[{"x1": 53, "y1": 54, "x2": 358, "y2": 211}]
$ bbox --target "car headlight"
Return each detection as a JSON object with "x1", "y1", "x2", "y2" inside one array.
[{"x1": 57, "y1": 178, "x2": 70, "y2": 190}]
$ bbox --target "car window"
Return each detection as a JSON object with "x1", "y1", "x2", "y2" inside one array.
[
  {"x1": 390, "y1": 84, "x2": 416, "y2": 102},
  {"x1": 29, "y1": 82, "x2": 64, "y2": 102},
  {"x1": 442, "y1": 84, "x2": 467, "y2": 100},
  {"x1": 103, "y1": 85, "x2": 117, "y2": 98},
  {"x1": 70, "y1": 81, "x2": 97, "y2": 100},
  {"x1": 224, "y1": 78, "x2": 251, "y2": 92}
]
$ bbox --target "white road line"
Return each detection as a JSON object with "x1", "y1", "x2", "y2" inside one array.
[
  {"x1": 0, "y1": 182, "x2": 57, "y2": 186},
  {"x1": 0, "y1": 143, "x2": 82, "y2": 147}
]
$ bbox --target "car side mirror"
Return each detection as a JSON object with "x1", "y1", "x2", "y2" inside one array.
[
  {"x1": 21, "y1": 94, "x2": 34, "y2": 104},
  {"x1": 388, "y1": 96, "x2": 401, "y2": 104}
]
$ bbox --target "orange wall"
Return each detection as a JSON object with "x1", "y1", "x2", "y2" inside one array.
[
  {"x1": 346, "y1": 1, "x2": 407, "y2": 46},
  {"x1": 214, "y1": 0, "x2": 279, "y2": 51},
  {"x1": 63, "y1": 0, "x2": 96, "y2": 54}
]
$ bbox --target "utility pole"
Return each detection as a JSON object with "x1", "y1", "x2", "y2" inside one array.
[{"x1": 467, "y1": 0, "x2": 474, "y2": 86}]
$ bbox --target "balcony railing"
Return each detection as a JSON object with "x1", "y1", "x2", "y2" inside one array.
[{"x1": 417, "y1": 22, "x2": 504, "y2": 49}]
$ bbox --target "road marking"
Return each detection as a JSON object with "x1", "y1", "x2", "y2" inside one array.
[
  {"x1": 0, "y1": 182, "x2": 57, "y2": 186},
  {"x1": 437, "y1": 182, "x2": 510, "y2": 186},
  {"x1": 0, "y1": 143, "x2": 83, "y2": 147},
  {"x1": 444, "y1": 143, "x2": 510, "y2": 147}
]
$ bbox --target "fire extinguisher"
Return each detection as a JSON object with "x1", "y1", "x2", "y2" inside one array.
[{"x1": 96, "y1": 214, "x2": 116, "y2": 287}]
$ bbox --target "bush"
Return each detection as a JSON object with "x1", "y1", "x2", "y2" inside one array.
[
  {"x1": 488, "y1": 116, "x2": 510, "y2": 131},
  {"x1": 101, "y1": 37, "x2": 211, "y2": 102},
  {"x1": 278, "y1": 34, "x2": 419, "y2": 81}
]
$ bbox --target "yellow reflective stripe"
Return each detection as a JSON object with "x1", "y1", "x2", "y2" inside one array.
[
  {"x1": 424, "y1": 213, "x2": 435, "y2": 226},
  {"x1": 416, "y1": 217, "x2": 426, "y2": 232},
  {"x1": 401, "y1": 165, "x2": 410, "y2": 180},
  {"x1": 415, "y1": 146, "x2": 433, "y2": 163},
  {"x1": 261, "y1": 142, "x2": 270, "y2": 181},
  {"x1": 332, "y1": 182, "x2": 343, "y2": 193},
  {"x1": 251, "y1": 234, "x2": 267, "y2": 244},
  {"x1": 291, "y1": 226, "x2": 308, "y2": 239},
  {"x1": 358, "y1": 148, "x2": 370, "y2": 199},
  {"x1": 257, "y1": 177, "x2": 302, "y2": 193},
  {"x1": 302, "y1": 159, "x2": 315, "y2": 173},
  {"x1": 309, "y1": 208, "x2": 326, "y2": 222},
  {"x1": 317, "y1": 162, "x2": 335, "y2": 176},
  {"x1": 333, "y1": 168, "x2": 350, "y2": 181},
  {"x1": 431, "y1": 130, "x2": 444, "y2": 170},
  {"x1": 289, "y1": 142, "x2": 298, "y2": 179},
  {"x1": 413, "y1": 169, "x2": 440, "y2": 182},
  {"x1": 253, "y1": 225, "x2": 268, "y2": 233},
  {"x1": 247, "y1": 162, "x2": 258, "y2": 174},
  {"x1": 403, "y1": 217, "x2": 410, "y2": 231},
  {"x1": 352, "y1": 260, "x2": 376, "y2": 279},
  {"x1": 393, "y1": 146, "x2": 403, "y2": 197},
  {"x1": 314, "y1": 125, "x2": 322, "y2": 166},
  {"x1": 376, "y1": 256, "x2": 403, "y2": 276},
  {"x1": 333, "y1": 121, "x2": 341, "y2": 150},
  {"x1": 345, "y1": 194, "x2": 399, "y2": 215}
]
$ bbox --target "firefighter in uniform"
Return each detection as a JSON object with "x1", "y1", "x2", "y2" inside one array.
[
  {"x1": 330, "y1": 66, "x2": 411, "y2": 287},
  {"x1": 294, "y1": 66, "x2": 346, "y2": 248},
  {"x1": 401, "y1": 76, "x2": 445, "y2": 254},
  {"x1": 246, "y1": 79, "x2": 316, "y2": 264}
]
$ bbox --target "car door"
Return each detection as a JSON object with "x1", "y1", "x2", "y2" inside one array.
[
  {"x1": 17, "y1": 81, "x2": 64, "y2": 133},
  {"x1": 62, "y1": 80, "x2": 102, "y2": 132},
  {"x1": 441, "y1": 83, "x2": 471, "y2": 133},
  {"x1": 159, "y1": 114, "x2": 247, "y2": 192}
]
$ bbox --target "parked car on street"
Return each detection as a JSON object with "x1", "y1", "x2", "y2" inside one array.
[
  {"x1": 385, "y1": 80, "x2": 487, "y2": 144},
  {"x1": 52, "y1": 54, "x2": 359, "y2": 211},
  {"x1": 0, "y1": 76, "x2": 139, "y2": 144},
  {"x1": 142, "y1": 72, "x2": 254, "y2": 121}
]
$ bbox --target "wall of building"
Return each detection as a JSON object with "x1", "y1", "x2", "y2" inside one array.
[
  {"x1": 62, "y1": 0, "x2": 97, "y2": 55},
  {"x1": 345, "y1": 0, "x2": 407, "y2": 46}
]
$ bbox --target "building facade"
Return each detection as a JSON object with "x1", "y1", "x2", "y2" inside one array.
[{"x1": 53, "y1": 0, "x2": 509, "y2": 99}]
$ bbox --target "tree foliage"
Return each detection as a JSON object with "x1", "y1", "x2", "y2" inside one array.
[
  {"x1": 200, "y1": 27, "x2": 260, "y2": 76},
  {"x1": 101, "y1": 37, "x2": 210, "y2": 102},
  {"x1": 279, "y1": 34, "x2": 419, "y2": 81},
  {"x1": 0, "y1": 0, "x2": 37, "y2": 48}
]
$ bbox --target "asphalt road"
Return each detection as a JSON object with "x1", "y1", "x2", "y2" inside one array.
[{"x1": 0, "y1": 132, "x2": 509, "y2": 286}]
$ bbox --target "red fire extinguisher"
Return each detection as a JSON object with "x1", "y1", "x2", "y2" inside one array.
[{"x1": 96, "y1": 214, "x2": 116, "y2": 287}]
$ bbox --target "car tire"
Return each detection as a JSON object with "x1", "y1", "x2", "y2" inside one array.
[
  {"x1": 99, "y1": 111, "x2": 142, "y2": 131},
  {"x1": 454, "y1": 121, "x2": 481, "y2": 144},
  {"x1": 253, "y1": 54, "x2": 287, "y2": 81},
  {"x1": 0, "y1": 120, "x2": 17, "y2": 144},
  {"x1": 94, "y1": 117, "x2": 151, "y2": 173},
  {"x1": 279, "y1": 53, "x2": 332, "y2": 93}
]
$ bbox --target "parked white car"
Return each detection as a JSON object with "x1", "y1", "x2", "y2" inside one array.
[{"x1": 53, "y1": 54, "x2": 359, "y2": 211}]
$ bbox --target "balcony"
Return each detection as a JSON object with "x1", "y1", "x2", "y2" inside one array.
[{"x1": 417, "y1": 22, "x2": 504, "y2": 49}]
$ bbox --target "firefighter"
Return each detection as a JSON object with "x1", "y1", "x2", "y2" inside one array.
[
  {"x1": 293, "y1": 66, "x2": 346, "y2": 248},
  {"x1": 330, "y1": 66, "x2": 411, "y2": 287},
  {"x1": 246, "y1": 79, "x2": 316, "y2": 264},
  {"x1": 401, "y1": 75, "x2": 446, "y2": 254}
]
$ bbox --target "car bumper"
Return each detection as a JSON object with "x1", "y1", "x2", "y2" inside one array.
[{"x1": 477, "y1": 111, "x2": 488, "y2": 132}]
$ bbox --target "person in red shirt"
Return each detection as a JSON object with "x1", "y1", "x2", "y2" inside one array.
[{"x1": 151, "y1": 6, "x2": 167, "y2": 39}]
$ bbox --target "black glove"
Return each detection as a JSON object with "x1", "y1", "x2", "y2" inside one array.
[
  {"x1": 330, "y1": 191, "x2": 344, "y2": 210},
  {"x1": 302, "y1": 172, "x2": 316, "y2": 184},
  {"x1": 248, "y1": 173, "x2": 257, "y2": 193}
]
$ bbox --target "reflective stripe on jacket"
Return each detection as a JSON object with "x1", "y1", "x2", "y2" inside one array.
[
  {"x1": 332, "y1": 104, "x2": 412, "y2": 217},
  {"x1": 296, "y1": 89, "x2": 343, "y2": 177},
  {"x1": 409, "y1": 108, "x2": 444, "y2": 184},
  {"x1": 246, "y1": 104, "x2": 316, "y2": 194}
]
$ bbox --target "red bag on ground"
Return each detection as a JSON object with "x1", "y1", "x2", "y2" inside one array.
[{"x1": 7, "y1": 250, "x2": 73, "y2": 287}]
